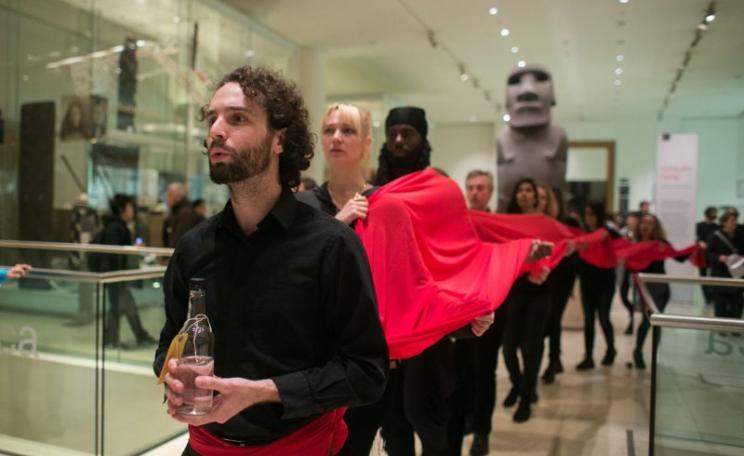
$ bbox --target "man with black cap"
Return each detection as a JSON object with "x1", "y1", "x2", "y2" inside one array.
[{"x1": 339, "y1": 106, "x2": 494, "y2": 456}]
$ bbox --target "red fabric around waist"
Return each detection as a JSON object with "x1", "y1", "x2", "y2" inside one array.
[{"x1": 187, "y1": 408, "x2": 347, "y2": 456}]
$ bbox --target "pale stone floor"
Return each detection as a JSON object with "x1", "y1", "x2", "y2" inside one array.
[{"x1": 1, "y1": 285, "x2": 742, "y2": 456}]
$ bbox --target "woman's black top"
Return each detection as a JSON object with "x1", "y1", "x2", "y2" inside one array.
[{"x1": 706, "y1": 230, "x2": 742, "y2": 279}]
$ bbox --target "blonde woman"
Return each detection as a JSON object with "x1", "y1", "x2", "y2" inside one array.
[{"x1": 296, "y1": 103, "x2": 373, "y2": 224}]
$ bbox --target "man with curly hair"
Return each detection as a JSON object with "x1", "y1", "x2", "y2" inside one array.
[{"x1": 154, "y1": 66, "x2": 388, "y2": 455}]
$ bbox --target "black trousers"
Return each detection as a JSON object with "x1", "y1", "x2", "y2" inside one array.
[
  {"x1": 340, "y1": 338, "x2": 455, "y2": 456},
  {"x1": 579, "y1": 267, "x2": 616, "y2": 358},
  {"x1": 546, "y1": 258, "x2": 577, "y2": 364},
  {"x1": 713, "y1": 289, "x2": 744, "y2": 319},
  {"x1": 446, "y1": 305, "x2": 507, "y2": 455},
  {"x1": 699, "y1": 267, "x2": 714, "y2": 303},
  {"x1": 502, "y1": 288, "x2": 551, "y2": 400},
  {"x1": 104, "y1": 282, "x2": 148, "y2": 345},
  {"x1": 635, "y1": 283, "x2": 670, "y2": 353},
  {"x1": 619, "y1": 267, "x2": 634, "y2": 318}
]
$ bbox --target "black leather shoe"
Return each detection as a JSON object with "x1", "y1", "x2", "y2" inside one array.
[
  {"x1": 469, "y1": 432, "x2": 489, "y2": 456},
  {"x1": 633, "y1": 350, "x2": 646, "y2": 369},
  {"x1": 503, "y1": 387, "x2": 520, "y2": 407},
  {"x1": 513, "y1": 400, "x2": 531, "y2": 423},
  {"x1": 576, "y1": 358, "x2": 595, "y2": 370},
  {"x1": 542, "y1": 368, "x2": 555, "y2": 384},
  {"x1": 601, "y1": 348, "x2": 617, "y2": 366}
]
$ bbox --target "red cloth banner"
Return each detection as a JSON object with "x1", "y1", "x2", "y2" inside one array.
[
  {"x1": 187, "y1": 409, "x2": 347, "y2": 456},
  {"x1": 355, "y1": 169, "x2": 534, "y2": 359}
]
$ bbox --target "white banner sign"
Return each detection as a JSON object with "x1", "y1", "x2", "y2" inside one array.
[{"x1": 656, "y1": 133, "x2": 698, "y2": 298}]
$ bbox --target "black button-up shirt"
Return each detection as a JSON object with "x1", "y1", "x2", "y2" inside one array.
[{"x1": 153, "y1": 188, "x2": 388, "y2": 444}]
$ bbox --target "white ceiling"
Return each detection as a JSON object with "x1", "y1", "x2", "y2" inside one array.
[{"x1": 222, "y1": 0, "x2": 744, "y2": 123}]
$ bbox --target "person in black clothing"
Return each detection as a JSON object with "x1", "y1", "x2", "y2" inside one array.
[
  {"x1": 576, "y1": 202, "x2": 618, "y2": 370},
  {"x1": 155, "y1": 67, "x2": 388, "y2": 455},
  {"x1": 101, "y1": 194, "x2": 156, "y2": 348},
  {"x1": 191, "y1": 198, "x2": 207, "y2": 222},
  {"x1": 540, "y1": 186, "x2": 580, "y2": 385},
  {"x1": 706, "y1": 211, "x2": 744, "y2": 323},
  {"x1": 618, "y1": 211, "x2": 641, "y2": 334},
  {"x1": 162, "y1": 183, "x2": 200, "y2": 247},
  {"x1": 697, "y1": 206, "x2": 719, "y2": 304},
  {"x1": 500, "y1": 178, "x2": 552, "y2": 424},
  {"x1": 632, "y1": 214, "x2": 689, "y2": 367}
]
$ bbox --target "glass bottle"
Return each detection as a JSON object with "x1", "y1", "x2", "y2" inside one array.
[{"x1": 176, "y1": 277, "x2": 215, "y2": 415}]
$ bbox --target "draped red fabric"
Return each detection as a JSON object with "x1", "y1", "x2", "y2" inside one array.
[
  {"x1": 468, "y1": 209, "x2": 705, "y2": 270},
  {"x1": 355, "y1": 169, "x2": 534, "y2": 359},
  {"x1": 187, "y1": 409, "x2": 347, "y2": 456}
]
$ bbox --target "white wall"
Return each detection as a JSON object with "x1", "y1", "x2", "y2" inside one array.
[{"x1": 429, "y1": 123, "x2": 497, "y2": 210}]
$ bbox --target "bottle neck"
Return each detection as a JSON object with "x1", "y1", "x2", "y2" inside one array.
[{"x1": 189, "y1": 291, "x2": 206, "y2": 317}]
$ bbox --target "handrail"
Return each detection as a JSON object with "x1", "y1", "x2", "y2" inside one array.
[
  {"x1": 0, "y1": 240, "x2": 174, "y2": 257},
  {"x1": 650, "y1": 313, "x2": 744, "y2": 332},
  {"x1": 635, "y1": 273, "x2": 744, "y2": 332},
  {"x1": 13, "y1": 266, "x2": 167, "y2": 284},
  {"x1": 637, "y1": 273, "x2": 744, "y2": 287}
]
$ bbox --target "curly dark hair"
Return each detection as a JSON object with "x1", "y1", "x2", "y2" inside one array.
[{"x1": 208, "y1": 66, "x2": 314, "y2": 188}]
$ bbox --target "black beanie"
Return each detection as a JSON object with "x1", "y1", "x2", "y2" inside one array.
[{"x1": 385, "y1": 107, "x2": 428, "y2": 139}]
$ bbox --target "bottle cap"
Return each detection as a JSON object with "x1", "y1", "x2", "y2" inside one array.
[{"x1": 189, "y1": 277, "x2": 206, "y2": 290}]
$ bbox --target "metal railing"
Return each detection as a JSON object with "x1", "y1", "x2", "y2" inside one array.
[
  {"x1": 20, "y1": 266, "x2": 167, "y2": 284},
  {"x1": 634, "y1": 273, "x2": 744, "y2": 456},
  {"x1": 0, "y1": 239, "x2": 174, "y2": 257}
]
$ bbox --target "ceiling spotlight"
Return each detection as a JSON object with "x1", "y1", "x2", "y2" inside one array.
[
  {"x1": 517, "y1": 60, "x2": 526, "y2": 68},
  {"x1": 615, "y1": 68, "x2": 624, "y2": 75},
  {"x1": 458, "y1": 63, "x2": 469, "y2": 81},
  {"x1": 705, "y1": 5, "x2": 716, "y2": 23},
  {"x1": 618, "y1": 0, "x2": 629, "y2": 4},
  {"x1": 614, "y1": 79, "x2": 622, "y2": 86},
  {"x1": 503, "y1": 114, "x2": 511, "y2": 122},
  {"x1": 488, "y1": 7, "x2": 498, "y2": 16},
  {"x1": 511, "y1": 46, "x2": 519, "y2": 54},
  {"x1": 616, "y1": 54, "x2": 624, "y2": 62},
  {"x1": 698, "y1": 23, "x2": 708, "y2": 31},
  {"x1": 500, "y1": 28, "x2": 510, "y2": 37}
]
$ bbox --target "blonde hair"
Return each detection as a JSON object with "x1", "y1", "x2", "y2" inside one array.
[
  {"x1": 321, "y1": 103, "x2": 372, "y2": 141},
  {"x1": 537, "y1": 184, "x2": 559, "y2": 219}
]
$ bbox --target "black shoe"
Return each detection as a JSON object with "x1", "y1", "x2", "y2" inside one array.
[
  {"x1": 542, "y1": 368, "x2": 555, "y2": 384},
  {"x1": 513, "y1": 400, "x2": 531, "y2": 423},
  {"x1": 469, "y1": 432, "x2": 489, "y2": 456},
  {"x1": 528, "y1": 389, "x2": 538, "y2": 404},
  {"x1": 503, "y1": 387, "x2": 520, "y2": 407},
  {"x1": 633, "y1": 351, "x2": 646, "y2": 369},
  {"x1": 576, "y1": 358, "x2": 595, "y2": 370},
  {"x1": 624, "y1": 322, "x2": 633, "y2": 335},
  {"x1": 601, "y1": 348, "x2": 617, "y2": 366},
  {"x1": 554, "y1": 359, "x2": 564, "y2": 374}
]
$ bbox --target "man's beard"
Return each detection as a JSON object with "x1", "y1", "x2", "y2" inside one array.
[{"x1": 208, "y1": 133, "x2": 273, "y2": 184}]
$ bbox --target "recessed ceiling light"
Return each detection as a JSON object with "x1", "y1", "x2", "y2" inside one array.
[
  {"x1": 503, "y1": 114, "x2": 511, "y2": 122},
  {"x1": 488, "y1": 7, "x2": 498, "y2": 16},
  {"x1": 517, "y1": 60, "x2": 526, "y2": 68},
  {"x1": 697, "y1": 23, "x2": 708, "y2": 31},
  {"x1": 618, "y1": 0, "x2": 629, "y2": 4},
  {"x1": 615, "y1": 68, "x2": 624, "y2": 75},
  {"x1": 511, "y1": 46, "x2": 519, "y2": 54},
  {"x1": 614, "y1": 79, "x2": 622, "y2": 86},
  {"x1": 460, "y1": 73, "x2": 470, "y2": 82},
  {"x1": 500, "y1": 28, "x2": 510, "y2": 37},
  {"x1": 616, "y1": 54, "x2": 624, "y2": 62},
  {"x1": 705, "y1": 5, "x2": 716, "y2": 23}
]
